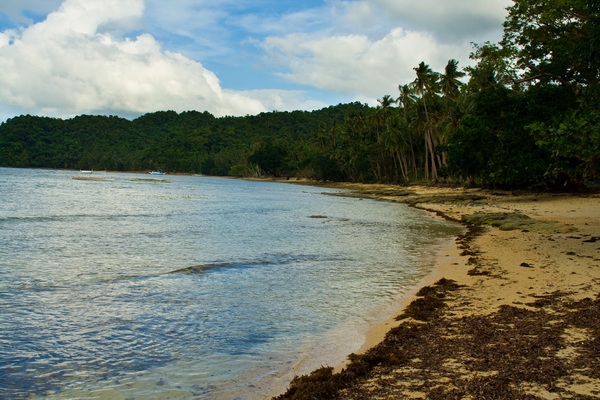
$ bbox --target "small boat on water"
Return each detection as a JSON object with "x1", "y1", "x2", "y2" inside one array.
[
  {"x1": 80, "y1": 170, "x2": 93, "y2": 174},
  {"x1": 149, "y1": 170, "x2": 164, "y2": 175},
  {"x1": 130, "y1": 178, "x2": 172, "y2": 183},
  {"x1": 72, "y1": 176, "x2": 114, "y2": 181}
]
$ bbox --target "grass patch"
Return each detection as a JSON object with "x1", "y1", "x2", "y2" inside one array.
[
  {"x1": 404, "y1": 194, "x2": 486, "y2": 205},
  {"x1": 462, "y1": 212, "x2": 576, "y2": 233},
  {"x1": 324, "y1": 187, "x2": 415, "y2": 199},
  {"x1": 355, "y1": 187, "x2": 415, "y2": 197}
]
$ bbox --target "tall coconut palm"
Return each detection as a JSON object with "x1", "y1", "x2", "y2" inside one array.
[
  {"x1": 398, "y1": 84, "x2": 417, "y2": 112},
  {"x1": 413, "y1": 61, "x2": 439, "y2": 180},
  {"x1": 378, "y1": 94, "x2": 407, "y2": 182},
  {"x1": 377, "y1": 95, "x2": 395, "y2": 142},
  {"x1": 397, "y1": 84, "x2": 418, "y2": 180},
  {"x1": 369, "y1": 106, "x2": 384, "y2": 181},
  {"x1": 440, "y1": 59, "x2": 465, "y2": 101},
  {"x1": 439, "y1": 59, "x2": 466, "y2": 167}
]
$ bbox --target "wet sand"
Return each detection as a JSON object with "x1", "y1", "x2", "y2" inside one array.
[{"x1": 271, "y1": 183, "x2": 600, "y2": 399}]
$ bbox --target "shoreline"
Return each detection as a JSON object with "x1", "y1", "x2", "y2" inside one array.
[
  {"x1": 259, "y1": 197, "x2": 465, "y2": 399},
  {"x1": 271, "y1": 182, "x2": 600, "y2": 399},
  {"x1": 351, "y1": 230, "x2": 467, "y2": 364}
]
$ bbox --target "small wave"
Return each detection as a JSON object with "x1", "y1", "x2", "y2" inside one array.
[
  {"x1": 0, "y1": 213, "x2": 159, "y2": 224},
  {"x1": 169, "y1": 260, "x2": 270, "y2": 275},
  {"x1": 168, "y1": 254, "x2": 332, "y2": 275},
  {"x1": 0, "y1": 215, "x2": 70, "y2": 223}
]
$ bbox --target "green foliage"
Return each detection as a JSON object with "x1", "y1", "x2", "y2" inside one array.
[
  {"x1": 446, "y1": 86, "x2": 553, "y2": 186},
  {"x1": 445, "y1": 0, "x2": 598, "y2": 188},
  {"x1": 0, "y1": 104, "x2": 369, "y2": 176},
  {"x1": 248, "y1": 139, "x2": 290, "y2": 176},
  {"x1": 1, "y1": 0, "x2": 599, "y2": 189},
  {"x1": 530, "y1": 95, "x2": 600, "y2": 186},
  {"x1": 502, "y1": 0, "x2": 600, "y2": 87}
]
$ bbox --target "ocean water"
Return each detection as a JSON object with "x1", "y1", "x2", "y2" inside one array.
[{"x1": 0, "y1": 167, "x2": 462, "y2": 399}]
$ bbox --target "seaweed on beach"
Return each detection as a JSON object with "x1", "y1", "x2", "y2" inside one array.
[
  {"x1": 397, "y1": 278, "x2": 463, "y2": 321},
  {"x1": 275, "y1": 367, "x2": 343, "y2": 400},
  {"x1": 416, "y1": 278, "x2": 461, "y2": 297},
  {"x1": 464, "y1": 254, "x2": 493, "y2": 276},
  {"x1": 467, "y1": 268, "x2": 492, "y2": 276},
  {"x1": 349, "y1": 292, "x2": 600, "y2": 399},
  {"x1": 456, "y1": 223, "x2": 485, "y2": 248},
  {"x1": 274, "y1": 291, "x2": 600, "y2": 400}
]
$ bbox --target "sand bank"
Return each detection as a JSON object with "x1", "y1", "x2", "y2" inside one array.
[{"x1": 274, "y1": 183, "x2": 600, "y2": 399}]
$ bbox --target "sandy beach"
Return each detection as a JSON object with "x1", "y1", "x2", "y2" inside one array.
[{"x1": 273, "y1": 183, "x2": 600, "y2": 399}]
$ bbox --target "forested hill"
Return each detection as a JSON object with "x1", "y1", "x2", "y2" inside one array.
[
  {"x1": 0, "y1": 103, "x2": 369, "y2": 177},
  {"x1": 1, "y1": 0, "x2": 599, "y2": 188}
]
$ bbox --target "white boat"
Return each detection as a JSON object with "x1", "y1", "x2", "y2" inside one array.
[
  {"x1": 149, "y1": 170, "x2": 164, "y2": 175},
  {"x1": 80, "y1": 170, "x2": 93, "y2": 174}
]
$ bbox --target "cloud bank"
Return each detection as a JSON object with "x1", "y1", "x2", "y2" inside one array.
[
  {"x1": 261, "y1": 0, "x2": 511, "y2": 100},
  {"x1": 262, "y1": 29, "x2": 461, "y2": 99},
  {"x1": 0, "y1": 0, "x2": 267, "y2": 118},
  {"x1": 0, "y1": 0, "x2": 511, "y2": 121}
]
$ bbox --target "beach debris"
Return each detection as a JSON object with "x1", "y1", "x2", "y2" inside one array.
[
  {"x1": 467, "y1": 267, "x2": 492, "y2": 276},
  {"x1": 275, "y1": 367, "x2": 340, "y2": 400},
  {"x1": 276, "y1": 291, "x2": 600, "y2": 400},
  {"x1": 396, "y1": 278, "x2": 462, "y2": 322}
]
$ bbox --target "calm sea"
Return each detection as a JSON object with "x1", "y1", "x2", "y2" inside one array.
[{"x1": 0, "y1": 167, "x2": 462, "y2": 399}]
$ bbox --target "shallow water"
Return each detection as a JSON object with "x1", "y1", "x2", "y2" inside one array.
[{"x1": 0, "y1": 168, "x2": 462, "y2": 399}]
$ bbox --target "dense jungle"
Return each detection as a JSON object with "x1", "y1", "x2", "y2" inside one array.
[{"x1": 1, "y1": 0, "x2": 598, "y2": 189}]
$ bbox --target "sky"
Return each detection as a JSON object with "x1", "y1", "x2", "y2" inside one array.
[{"x1": 0, "y1": 0, "x2": 512, "y2": 122}]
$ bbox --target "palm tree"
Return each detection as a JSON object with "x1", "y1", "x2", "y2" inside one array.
[
  {"x1": 413, "y1": 61, "x2": 439, "y2": 180},
  {"x1": 378, "y1": 94, "x2": 396, "y2": 112},
  {"x1": 377, "y1": 94, "x2": 404, "y2": 181},
  {"x1": 368, "y1": 106, "x2": 384, "y2": 181},
  {"x1": 439, "y1": 59, "x2": 466, "y2": 167},
  {"x1": 397, "y1": 84, "x2": 419, "y2": 179},
  {"x1": 440, "y1": 59, "x2": 465, "y2": 101},
  {"x1": 398, "y1": 84, "x2": 417, "y2": 112}
]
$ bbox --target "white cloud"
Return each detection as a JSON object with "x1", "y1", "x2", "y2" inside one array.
[
  {"x1": 261, "y1": 0, "x2": 510, "y2": 103},
  {"x1": 0, "y1": 0, "x2": 513, "y2": 120},
  {"x1": 0, "y1": 0, "x2": 267, "y2": 118},
  {"x1": 262, "y1": 28, "x2": 464, "y2": 100},
  {"x1": 237, "y1": 89, "x2": 329, "y2": 112},
  {"x1": 335, "y1": 0, "x2": 511, "y2": 41}
]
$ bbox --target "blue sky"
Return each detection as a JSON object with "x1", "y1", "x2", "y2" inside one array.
[{"x1": 0, "y1": 0, "x2": 511, "y2": 121}]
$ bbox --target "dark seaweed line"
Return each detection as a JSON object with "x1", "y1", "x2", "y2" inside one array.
[{"x1": 273, "y1": 213, "x2": 600, "y2": 400}]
